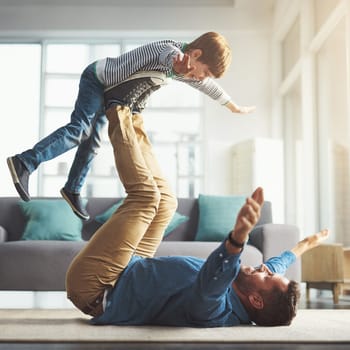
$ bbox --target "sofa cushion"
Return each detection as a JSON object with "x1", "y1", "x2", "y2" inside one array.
[
  {"x1": 155, "y1": 241, "x2": 263, "y2": 267},
  {"x1": 94, "y1": 200, "x2": 189, "y2": 237},
  {"x1": 195, "y1": 194, "x2": 245, "y2": 241},
  {"x1": 19, "y1": 199, "x2": 84, "y2": 241},
  {"x1": 0, "y1": 240, "x2": 86, "y2": 290},
  {"x1": 0, "y1": 226, "x2": 7, "y2": 243}
]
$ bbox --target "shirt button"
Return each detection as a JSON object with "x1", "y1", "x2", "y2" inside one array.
[
  {"x1": 213, "y1": 276, "x2": 218, "y2": 280},
  {"x1": 219, "y1": 253, "x2": 223, "y2": 258},
  {"x1": 224, "y1": 259, "x2": 229, "y2": 264}
]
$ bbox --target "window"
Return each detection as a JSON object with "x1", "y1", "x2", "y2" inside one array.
[
  {"x1": 0, "y1": 44, "x2": 41, "y2": 196},
  {"x1": 282, "y1": 16, "x2": 300, "y2": 80},
  {"x1": 316, "y1": 18, "x2": 349, "y2": 244},
  {"x1": 1, "y1": 39, "x2": 203, "y2": 198},
  {"x1": 313, "y1": 0, "x2": 342, "y2": 34},
  {"x1": 273, "y1": 1, "x2": 350, "y2": 245}
]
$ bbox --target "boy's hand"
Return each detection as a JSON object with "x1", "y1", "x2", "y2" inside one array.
[
  {"x1": 236, "y1": 105, "x2": 256, "y2": 114},
  {"x1": 172, "y1": 54, "x2": 194, "y2": 76},
  {"x1": 225, "y1": 101, "x2": 256, "y2": 114},
  {"x1": 226, "y1": 187, "x2": 264, "y2": 254}
]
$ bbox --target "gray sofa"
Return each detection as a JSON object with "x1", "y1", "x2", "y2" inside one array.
[{"x1": 0, "y1": 197, "x2": 301, "y2": 291}]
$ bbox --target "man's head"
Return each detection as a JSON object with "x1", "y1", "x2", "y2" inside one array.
[
  {"x1": 233, "y1": 264, "x2": 301, "y2": 326},
  {"x1": 184, "y1": 32, "x2": 232, "y2": 79}
]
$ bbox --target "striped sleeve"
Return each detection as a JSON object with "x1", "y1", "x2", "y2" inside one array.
[
  {"x1": 95, "y1": 40, "x2": 184, "y2": 88},
  {"x1": 173, "y1": 75, "x2": 231, "y2": 105}
]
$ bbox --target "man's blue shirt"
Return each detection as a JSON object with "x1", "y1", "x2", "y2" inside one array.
[{"x1": 92, "y1": 241, "x2": 296, "y2": 327}]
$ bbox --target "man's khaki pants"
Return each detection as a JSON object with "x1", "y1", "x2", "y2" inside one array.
[{"x1": 66, "y1": 105, "x2": 177, "y2": 317}]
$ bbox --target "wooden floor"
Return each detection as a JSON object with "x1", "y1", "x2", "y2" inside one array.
[
  {"x1": 300, "y1": 290, "x2": 350, "y2": 309},
  {"x1": 1, "y1": 292, "x2": 350, "y2": 350}
]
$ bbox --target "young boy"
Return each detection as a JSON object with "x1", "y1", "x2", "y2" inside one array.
[{"x1": 7, "y1": 32, "x2": 255, "y2": 220}]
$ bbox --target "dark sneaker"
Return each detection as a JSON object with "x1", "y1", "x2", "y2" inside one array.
[
  {"x1": 104, "y1": 71, "x2": 167, "y2": 110},
  {"x1": 60, "y1": 188, "x2": 90, "y2": 221},
  {"x1": 7, "y1": 156, "x2": 31, "y2": 201}
]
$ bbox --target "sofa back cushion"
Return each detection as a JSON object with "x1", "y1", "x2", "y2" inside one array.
[
  {"x1": 0, "y1": 197, "x2": 272, "y2": 242},
  {"x1": 0, "y1": 197, "x2": 28, "y2": 241}
]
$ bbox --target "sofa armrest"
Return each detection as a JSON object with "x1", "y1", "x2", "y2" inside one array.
[
  {"x1": 0, "y1": 226, "x2": 7, "y2": 243},
  {"x1": 249, "y1": 223, "x2": 301, "y2": 281}
]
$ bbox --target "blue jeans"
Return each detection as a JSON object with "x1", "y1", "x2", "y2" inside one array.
[{"x1": 17, "y1": 62, "x2": 106, "y2": 193}]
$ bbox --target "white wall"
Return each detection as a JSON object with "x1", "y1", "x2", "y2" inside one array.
[{"x1": 0, "y1": 1, "x2": 273, "y2": 196}]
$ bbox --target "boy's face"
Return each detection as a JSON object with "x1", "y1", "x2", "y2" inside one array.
[{"x1": 184, "y1": 49, "x2": 214, "y2": 81}]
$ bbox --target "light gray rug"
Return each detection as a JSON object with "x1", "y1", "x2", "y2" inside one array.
[{"x1": 0, "y1": 309, "x2": 349, "y2": 343}]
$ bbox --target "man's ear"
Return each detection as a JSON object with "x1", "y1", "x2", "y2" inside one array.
[{"x1": 248, "y1": 293, "x2": 264, "y2": 310}]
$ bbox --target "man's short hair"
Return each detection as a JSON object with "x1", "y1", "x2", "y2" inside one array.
[
  {"x1": 253, "y1": 280, "x2": 301, "y2": 326},
  {"x1": 185, "y1": 32, "x2": 232, "y2": 78}
]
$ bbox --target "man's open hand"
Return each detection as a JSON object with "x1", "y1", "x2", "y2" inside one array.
[
  {"x1": 226, "y1": 187, "x2": 264, "y2": 253},
  {"x1": 291, "y1": 229, "x2": 330, "y2": 258}
]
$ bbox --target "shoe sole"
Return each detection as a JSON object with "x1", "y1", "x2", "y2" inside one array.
[
  {"x1": 7, "y1": 157, "x2": 31, "y2": 202},
  {"x1": 60, "y1": 188, "x2": 90, "y2": 221}
]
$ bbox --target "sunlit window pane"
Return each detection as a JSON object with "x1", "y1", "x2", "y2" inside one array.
[
  {"x1": 0, "y1": 44, "x2": 41, "y2": 196},
  {"x1": 153, "y1": 144, "x2": 177, "y2": 188},
  {"x1": 46, "y1": 44, "x2": 90, "y2": 74},
  {"x1": 314, "y1": 0, "x2": 341, "y2": 34},
  {"x1": 44, "y1": 109, "x2": 71, "y2": 135},
  {"x1": 178, "y1": 144, "x2": 202, "y2": 176},
  {"x1": 316, "y1": 18, "x2": 349, "y2": 244},
  {"x1": 143, "y1": 111, "x2": 201, "y2": 142},
  {"x1": 178, "y1": 178, "x2": 201, "y2": 198},
  {"x1": 45, "y1": 77, "x2": 79, "y2": 107},
  {"x1": 85, "y1": 179, "x2": 125, "y2": 198},
  {"x1": 90, "y1": 145, "x2": 114, "y2": 176},
  {"x1": 282, "y1": 17, "x2": 300, "y2": 79},
  {"x1": 91, "y1": 44, "x2": 121, "y2": 61},
  {"x1": 41, "y1": 149, "x2": 75, "y2": 176},
  {"x1": 149, "y1": 82, "x2": 202, "y2": 108}
]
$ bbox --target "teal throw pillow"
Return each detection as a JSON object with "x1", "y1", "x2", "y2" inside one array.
[
  {"x1": 164, "y1": 211, "x2": 189, "y2": 236},
  {"x1": 95, "y1": 200, "x2": 188, "y2": 236},
  {"x1": 19, "y1": 199, "x2": 84, "y2": 241},
  {"x1": 94, "y1": 199, "x2": 124, "y2": 224},
  {"x1": 195, "y1": 194, "x2": 246, "y2": 241}
]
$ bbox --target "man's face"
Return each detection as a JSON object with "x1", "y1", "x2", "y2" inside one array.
[{"x1": 234, "y1": 264, "x2": 290, "y2": 295}]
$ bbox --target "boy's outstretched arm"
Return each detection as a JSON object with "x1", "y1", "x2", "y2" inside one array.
[
  {"x1": 225, "y1": 100, "x2": 256, "y2": 114},
  {"x1": 291, "y1": 229, "x2": 329, "y2": 258}
]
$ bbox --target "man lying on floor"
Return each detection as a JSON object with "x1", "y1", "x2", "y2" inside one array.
[{"x1": 65, "y1": 73, "x2": 329, "y2": 327}]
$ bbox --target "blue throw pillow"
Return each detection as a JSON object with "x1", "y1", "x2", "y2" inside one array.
[
  {"x1": 19, "y1": 199, "x2": 84, "y2": 241},
  {"x1": 195, "y1": 194, "x2": 246, "y2": 241},
  {"x1": 95, "y1": 200, "x2": 188, "y2": 237}
]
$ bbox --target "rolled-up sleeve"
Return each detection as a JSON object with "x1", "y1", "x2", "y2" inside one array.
[
  {"x1": 188, "y1": 241, "x2": 241, "y2": 323},
  {"x1": 264, "y1": 251, "x2": 296, "y2": 275}
]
